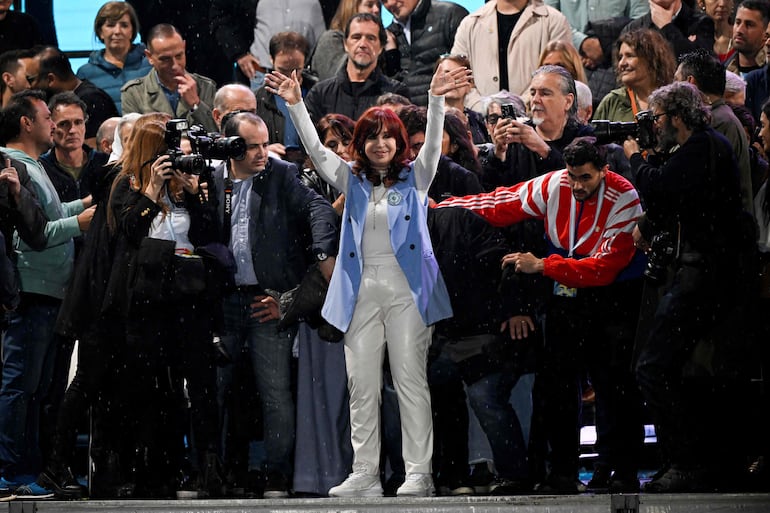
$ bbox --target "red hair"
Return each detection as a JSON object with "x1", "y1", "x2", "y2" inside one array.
[{"x1": 351, "y1": 106, "x2": 410, "y2": 184}]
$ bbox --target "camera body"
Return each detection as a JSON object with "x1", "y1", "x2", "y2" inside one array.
[
  {"x1": 163, "y1": 119, "x2": 247, "y2": 176},
  {"x1": 644, "y1": 231, "x2": 676, "y2": 283},
  {"x1": 590, "y1": 109, "x2": 656, "y2": 149}
]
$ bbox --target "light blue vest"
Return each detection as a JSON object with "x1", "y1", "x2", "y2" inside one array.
[{"x1": 322, "y1": 165, "x2": 453, "y2": 332}]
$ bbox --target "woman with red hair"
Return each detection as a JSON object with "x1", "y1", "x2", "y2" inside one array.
[{"x1": 266, "y1": 65, "x2": 470, "y2": 498}]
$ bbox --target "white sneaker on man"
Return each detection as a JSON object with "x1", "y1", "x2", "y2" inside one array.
[
  {"x1": 328, "y1": 464, "x2": 383, "y2": 497},
  {"x1": 396, "y1": 473, "x2": 435, "y2": 497}
]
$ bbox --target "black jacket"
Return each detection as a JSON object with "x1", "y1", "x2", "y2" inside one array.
[
  {"x1": 428, "y1": 206, "x2": 511, "y2": 338},
  {"x1": 102, "y1": 175, "x2": 218, "y2": 321},
  {"x1": 387, "y1": 0, "x2": 468, "y2": 106},
  {"x1": 429, "y1": 156, "x2": 484, "y2": 204},
  {"x1": 481, "y1": 120, "x2": 594, "y2": 190},
  {"x1": 55, "y1": 165, "x2": 120, "y2": 340},
  {"x1": 39, "y1": 146, "x2": 109, "y2": 203},
  {"x1": 622, "y1": 3, "x2": 714, "y2": 59},
  {"x1": 631, "y1": 128, "x2": 747, "y2": 256},
  {"x1": 211, "y1": 158, "x2": 338, "y2": 293},
  {"x1": 0, "y1": 152, "x2": 47, "y2": 256},
  {"x1": 304, "y1": 66, "x2": 410, "y2": 123}
]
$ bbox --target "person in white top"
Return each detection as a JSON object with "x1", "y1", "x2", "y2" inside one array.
[{"x1": 266, "y1": 64, "x2": 471, "y2": 498}]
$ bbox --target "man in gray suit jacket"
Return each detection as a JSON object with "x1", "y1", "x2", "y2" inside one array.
[{"x1": 121, "y1": 23, "x2": 217, "y2": 132}]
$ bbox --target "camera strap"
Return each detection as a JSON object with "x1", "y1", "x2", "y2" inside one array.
[
  {"x1": 627, "y1": 88, "x2": 640, "y2": 117},
  {"x1": 223, "y1": 176, "x2": 233, "y2": 246}
]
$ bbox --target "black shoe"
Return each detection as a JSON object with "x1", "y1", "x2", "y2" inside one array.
[
  {"x1": 201, "y1": 452, "x2": 226, "y2": 498},
  {"x1": 534, "y1": 473, "x2": 580, "y2": 494},
  {"x1": 38, "y1": 466, "x2": 85, "y2": 499},
  {"x1": 468, "y1": 462, "x2": 495, "y2": 494},
  {"x1": 383, "y1": 473, "x2": 404, "y2": 497},
  {"x1": 1, "y1": 486, "x2": 15, "y2": 502},
  {"x1": 608, "y1": 471, "x2": 640, "y2": 493},
  {"x1": 437, "y1": 476, "x2": 474, "y2": 496},
  {"x1": 642, "y1": 466, "x2": 703, "y2": 493},
  {"x1": 585, "y1": 465, "x2": 612, "y2": 493},
  {"x1": 489, "y1": 477, "x2": 531, "y2": 495},
  {"x1": 263, "y1": 472, "x2": 289, "y2": 498}
]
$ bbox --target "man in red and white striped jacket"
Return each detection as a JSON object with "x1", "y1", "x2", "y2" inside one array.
[
  {"x1": 439, "y1": 137, "x2": 648, "y2": 495},
  {"x1": 440, "y1": 142, "x2": 642, "y2": 288}
]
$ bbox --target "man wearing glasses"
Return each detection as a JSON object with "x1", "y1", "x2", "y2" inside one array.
[
  {"x1": 254, "y1": 32, "x2": 313, "y2": 169},
  {"x1": 624, "y1": 81, "x2": 756, "y2": 493}
]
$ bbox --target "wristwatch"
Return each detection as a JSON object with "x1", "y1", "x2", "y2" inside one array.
[{"x1": 316, "y1": 251, "x2": 329, "y2": 262}]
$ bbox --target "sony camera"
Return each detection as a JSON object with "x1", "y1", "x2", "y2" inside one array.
[
  {"x1": 590, "y1": 109, "x2": 656, "y2": 149},
  {"x1": 644, "y1": 231, "x2": 676, "y2": 283},
  {"x1": 163, "y1": 119, "x2": 247, "y2": 176}
]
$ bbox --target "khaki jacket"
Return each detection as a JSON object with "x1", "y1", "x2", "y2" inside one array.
[
  {"x1": 121, "y1": 68, "x2": 217, "y2": 132},
  {"x1": 452, "y1": 0, "x2": 571, "y2": 112}
]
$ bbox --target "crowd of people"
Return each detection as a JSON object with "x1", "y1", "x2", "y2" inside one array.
[{"x1": 1, "y1": 0, "x2": 770, "y2": 503}]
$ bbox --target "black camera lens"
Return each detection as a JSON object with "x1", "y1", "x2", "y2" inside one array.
[
  {"x1": 171, "y1": 154, "x2": 206, "y2": 175},
  {"x1": 208, "y1": 136, "x2": 247, "y2": 161}
]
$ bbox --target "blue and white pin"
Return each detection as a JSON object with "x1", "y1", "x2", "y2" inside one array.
[{"x1": 387, "y1": 190, "x2": 403, "y2": 206}]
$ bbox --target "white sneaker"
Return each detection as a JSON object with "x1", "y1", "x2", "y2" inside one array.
[
  {"x1": 396, "y1": 473, "x2": 435, "y2": 497},
  {"x1": 328, "y1": 464, "x2": 383, "y2": 497}
]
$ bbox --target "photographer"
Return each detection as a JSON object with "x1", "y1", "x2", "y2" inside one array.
[
  {"x1": 623, "y1": 81, "x2": 756, "y2": 493},
  {"x1": 103, "y1": 119, "x2": 223, "y2": 498}
]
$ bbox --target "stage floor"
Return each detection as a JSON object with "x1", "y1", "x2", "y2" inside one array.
[{"x1": 6, "y1": 493, "x2": 770, "y2": 513}]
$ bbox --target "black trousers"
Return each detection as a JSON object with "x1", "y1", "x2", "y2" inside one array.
[
  {"x1": 536, "y1": 279, "x2": 645, "y2": 479},
  {"x1": 635, "y1": 262, "x2": 755, "y2": 471}
]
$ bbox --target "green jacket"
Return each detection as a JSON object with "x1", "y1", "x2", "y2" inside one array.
[
  {"x1": 120, "y1": 68, "x2": 218, "y2": 132},
  {"x1": 594, "y1": 86, "x2": 636, "y2": 122},
  {"x1": 2, "y1": 147, "x2": 84, "y2": 299}
]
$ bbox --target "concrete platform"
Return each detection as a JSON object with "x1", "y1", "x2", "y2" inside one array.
[{"x1": 6, "y1": 493, "x2": 770, "y2": 513}]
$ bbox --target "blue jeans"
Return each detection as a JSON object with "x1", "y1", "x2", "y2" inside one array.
[
  {"x1": 0, "y1": 295, "x2": 60, "y2": 478},
  {"x1": 430, "y1": 351, "x2": 528, "y2": 481},
  {"x1": 217, "y1": 290, "x2": 296, "y2": 478}
]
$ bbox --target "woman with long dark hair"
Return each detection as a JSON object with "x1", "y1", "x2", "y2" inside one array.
[{"x1": 266, "y1": 64, "x2": 470, "y2": 497}]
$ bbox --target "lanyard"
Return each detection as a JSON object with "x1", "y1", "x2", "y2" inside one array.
[{"x1": 567, "y1": 181, "x2": 605, "y2": 257}]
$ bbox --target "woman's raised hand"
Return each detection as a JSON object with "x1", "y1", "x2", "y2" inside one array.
[
  {"x1": 265, "y1": 70, "x2": 303, "y2": 106},
  {"x1": 429, "y1": 65, "x2": 473, "y2": 97}
]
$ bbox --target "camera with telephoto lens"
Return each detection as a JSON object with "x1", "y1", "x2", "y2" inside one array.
[
  {"x1": 164, "y1": 119, "x2": 247, "y2": 176},
  {"x1": 187, "y1": 125, "x2": 247, "y2": 161},
  {"x1": 590, "y1": 109, "x2": 656, "y2": 149},
  {"x1": 644, "y1": 231, "x2": 676, "y2": 283},
  {"x1": 164, "y1": 119, "x2": 206, "y2": 175}
]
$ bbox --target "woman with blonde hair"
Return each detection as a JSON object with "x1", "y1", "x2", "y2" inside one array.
[
  {"x1": 538, "y1": 40, "x2": 587, "y2": 84},
  {"x1": 310, "y1": 0, "x2": 382, "y2": 81}
]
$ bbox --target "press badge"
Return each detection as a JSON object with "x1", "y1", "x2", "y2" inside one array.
[{"x1": 553, "y1": 281, "x2": 577, "y2": 298}]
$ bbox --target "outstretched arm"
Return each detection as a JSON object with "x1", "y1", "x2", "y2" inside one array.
[
  {"x1": 266, "y1": 70, "x2": 350, "y2": 192},
  {"x1": 414, "y1": 65, "x2": 474, "y2": 194}
]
